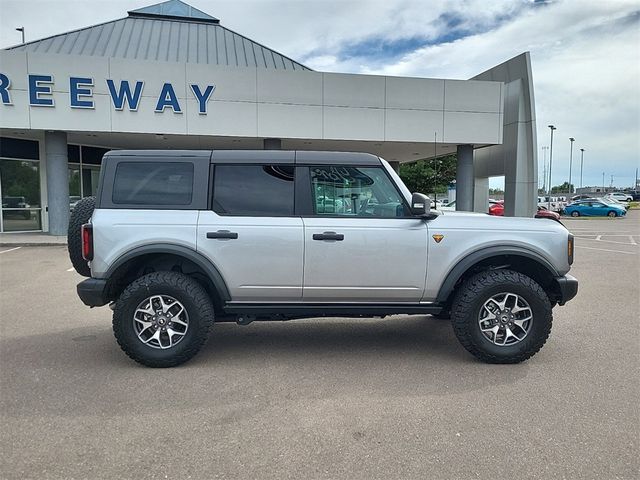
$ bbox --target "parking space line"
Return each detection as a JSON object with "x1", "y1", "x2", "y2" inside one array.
[
  {"x1": 575, "y1": 245, "x2": 636, "y2": 255},
  {"x1": 67, "y1": 267, "x2": 75, "y2": 272},
  {"x1": 580, "y1": 237, "x2": 637, "y2": 246},
  {"x1": 0, "y1": 247, "x2": 21, "y2": 254}
]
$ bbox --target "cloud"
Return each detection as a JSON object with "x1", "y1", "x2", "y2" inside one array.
[
  {"x1": 293, "y1": 0, "x2": 640, "y2": 188},
  {"x1": 1, "y1": 0, "x2": 638, "y2": 188}
]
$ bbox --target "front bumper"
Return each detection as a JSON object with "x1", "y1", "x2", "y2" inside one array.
[
  {"x1": 553, "y1": 274, "x2": 578, "y2": 305},
  {"x1": 77, "y1": 278, "x2": 109, "y2": 307}
]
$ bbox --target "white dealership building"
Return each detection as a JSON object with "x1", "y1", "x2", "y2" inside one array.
[{"x1": 0, "y1": 0, "x2": 538, "y2": 234}]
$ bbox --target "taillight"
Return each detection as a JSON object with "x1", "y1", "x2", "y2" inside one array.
[
  {"x1": 81, "y1": 223, "x2": 93, "y2": 261},
  {"x1": 567, "y1": 233, "x2": 574, "y2": 265}
]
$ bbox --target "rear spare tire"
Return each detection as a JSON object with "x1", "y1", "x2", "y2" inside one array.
[{"x1": 67, "y1": 196, "x2": 95, "y2": 277}]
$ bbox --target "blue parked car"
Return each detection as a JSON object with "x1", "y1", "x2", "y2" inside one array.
[{"x1": 564, "y1": 200, "x2": 626, "y2": 217}]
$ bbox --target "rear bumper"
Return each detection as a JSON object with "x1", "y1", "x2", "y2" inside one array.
[
  {"x1": 553, "y1": 274, "x2": 578, "y2": 305},
  {"x1": 77, "y1": 278, "x2": 109, "y2": 307}
]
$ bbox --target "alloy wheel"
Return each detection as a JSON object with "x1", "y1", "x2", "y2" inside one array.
[
  {"x1": 133, "y1": 295, "x2": 189, "y2": 349},
  {"x1": 478, "y1": 292, "x2": 533, "y2": 346}
]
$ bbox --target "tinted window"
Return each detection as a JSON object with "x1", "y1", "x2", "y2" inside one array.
[
  {"x1": 213, "y1": 165, "x2": 294, "y2": 216},
  {"x1": 0, "y1": 137, "x2": 39, "y2": 160},
  {"x1": 310, "y1": 166, "x2": 406, "y2": 217},
  {"x1": 112, "y1": 162, "x2": 194, "y2": 205}
]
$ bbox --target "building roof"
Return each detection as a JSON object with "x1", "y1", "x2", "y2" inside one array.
[{"x1": 5, "y1": 0, "x2": 310, "y2": 71}]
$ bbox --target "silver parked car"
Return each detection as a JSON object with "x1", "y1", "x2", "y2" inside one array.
[{"x1": 70, "y1": 150, "x2": 578, "y2": 367}]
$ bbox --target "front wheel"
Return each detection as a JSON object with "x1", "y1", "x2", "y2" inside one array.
[
  {"x1": 450, "y1": 269, "x2": 552, "y2": 364},
  {"x1": 607, "y1": 211, "x2": 617, "y2": 217},
  {"x1": 112, "y1": 272, "x2": 214, "y2": 367}
]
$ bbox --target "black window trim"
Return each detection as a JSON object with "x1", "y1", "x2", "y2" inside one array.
[
  {"x1": 210, "y1": 163, "x2": 298, "y2": 218},
  {"x1": 300, "y1": 164, "x2": 412, "y2": 219}
]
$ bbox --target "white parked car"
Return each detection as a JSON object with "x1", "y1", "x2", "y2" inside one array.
[
  {"x1": 538, "y1": 196, "x2": 565, "y2": 213},
  {"x1": 604, "y1": 192, "x2": 633, "y2": 203},
  {"x1": 601, "y1": 196, "x2": 630, "y2": 210},
  {"x1": 438, "y1": 200, "x2": 457, "y2": 211}
]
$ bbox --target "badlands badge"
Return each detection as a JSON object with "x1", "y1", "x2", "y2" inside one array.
[{"x1": 432, "y1": 234, "x2": 444, "y2": 243}]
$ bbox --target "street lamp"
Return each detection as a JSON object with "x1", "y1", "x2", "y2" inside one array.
[
  {"x1": 579, "y1": 148, "x2": 585, "y2": 189},
  {"x1": 547, "y1": 125, "x2": 556, "y2": 208},
  {"x1": 15, "y1": 27, "x2": 25, "y2": 44},
  {"x1": 568, "y1": 137, "x2": 575, "y2": 194}
]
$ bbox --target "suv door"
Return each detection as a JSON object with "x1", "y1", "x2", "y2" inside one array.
[
  {"x1": 197, "y1": 162, "x2": 303, "y2": 301},
  {"x1": 300, "y1": 163, "x2": 428, "y2": 302}
]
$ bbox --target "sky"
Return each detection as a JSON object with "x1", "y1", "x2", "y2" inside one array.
[{"x1": 1, "y1": 0, "x2": 639, "y2": 189}]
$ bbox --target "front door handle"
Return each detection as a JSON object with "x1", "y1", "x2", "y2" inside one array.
[
  {"x1": 312, "y1": 231, "x2": 344, "y2": 241},
  {"x1": 207, "y1": 230, "x2": 238, "y2": 240}
]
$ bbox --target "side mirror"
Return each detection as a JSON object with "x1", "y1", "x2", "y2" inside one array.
[{"x1": 411, "y1": 192, "x2": 439, "y2": 219}]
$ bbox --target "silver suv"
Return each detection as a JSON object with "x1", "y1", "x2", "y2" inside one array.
[{"x1": 71, "y1": 150, "x2": 578, "y2": 367}]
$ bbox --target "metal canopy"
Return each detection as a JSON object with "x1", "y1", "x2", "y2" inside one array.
[{"x1": 129, "y1": 0, "x2": 219, "y2": 24}]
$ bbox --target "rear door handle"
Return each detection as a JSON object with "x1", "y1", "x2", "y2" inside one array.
[
  {"x1": 207, "y1": 230, "x2": 238, "y2": 240},
  {"x1": 312, "y1": 231, "x2": 344, "y2": 241}
]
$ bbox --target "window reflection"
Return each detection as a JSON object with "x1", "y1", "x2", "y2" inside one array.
[{"x1": 1, "y1": 158, "x2": 42, "y2": 231}]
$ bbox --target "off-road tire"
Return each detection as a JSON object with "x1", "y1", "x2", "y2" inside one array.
[
  {"x1": 450, "y1": 269, "x2": 552, "y2": 364},
  {"x1": 113, "y1": 272, "x2": 214, "y2": 368},
  {"x1": 67, "y1": 196, "x2": 95, "y2": 277}
]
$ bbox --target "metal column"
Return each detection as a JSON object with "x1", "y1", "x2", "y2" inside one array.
[{"x1": 456, "y1": 145, "x2": 474, "y2": 212}]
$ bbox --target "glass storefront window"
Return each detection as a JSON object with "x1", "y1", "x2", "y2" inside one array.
[
  {"x1": 0, "y1": 158, "x2": 42, "y2": 232},
  {"x1": 0, "y1": 139, "x2": 107, "y2": 232},
  {"x1": 69, "y1": 166, "x2": 81, "y2": 197},
  {"x1": 82, "y1": 166, "x2": 101, "y2": 197}
]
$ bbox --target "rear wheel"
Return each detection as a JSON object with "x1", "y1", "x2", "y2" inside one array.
[
  {"x1": 450, "y1": 269, "x2": 552, "y2": 364},
  {"x1": 112, "y1": 272, "x2": 214, "y2": 367},
  {"x1": 571, "y1": 211, "x2": 580, "y2": 217},
  {"x1": 607, "y1": 211, "x2": 617, "y2": 217}
]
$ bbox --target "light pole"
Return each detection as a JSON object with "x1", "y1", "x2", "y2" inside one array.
[
  {"x1": 568, "y1": 137, "x2": 575, "y2": 195},
  {"x1": 579, "y1": 148, "x2": 585, "y2": 189},
  {"x1": 15, "y1": 27, "x2": 25, "y2": 44},
  {"x1": 548, "y1": 125, "x2": 556, "y2": 208},
  {"x1": 541, "y1": 146, "x2": 548, "y2": 191}
]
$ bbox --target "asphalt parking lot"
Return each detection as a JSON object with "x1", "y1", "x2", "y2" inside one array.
[{"x1": 1, "y1": 212, "x2": 638, "y2": 480}]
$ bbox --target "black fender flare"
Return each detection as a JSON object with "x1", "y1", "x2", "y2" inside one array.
[
  {"x1": 435, "y1": 246, "x2": 560, "y2": 303},
  {"x1": 105, "y1": 243, "x2": 231, "y2": 302}
]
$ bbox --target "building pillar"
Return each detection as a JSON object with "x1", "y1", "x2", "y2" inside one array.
[
  {"x1": 456, "y1": 145, "x2": 474, "y2": 211},
  {"x1": 473, "y1": 177, "x2": 489, "y2": 213},
  {"x1": 388, "y1": 161, "x2": 400, "y2": 173},
  {"x1": 263, "y1": 138, "x2": 282, "y2": 150},
  {"x1": 44, "y1": 131, "x2": 69, "y2": 235}
]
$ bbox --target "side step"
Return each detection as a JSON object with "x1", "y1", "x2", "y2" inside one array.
[{"x1": 224, "y1": 302, "x2": 443, "y2": 319}]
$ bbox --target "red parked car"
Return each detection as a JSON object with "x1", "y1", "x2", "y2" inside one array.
[
  {"x1": 535, "y1": 206, "x2": 561, "y2": 221},
  {"x1": 488, "y1": 200, "x2": 504, "y2": 216}
]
